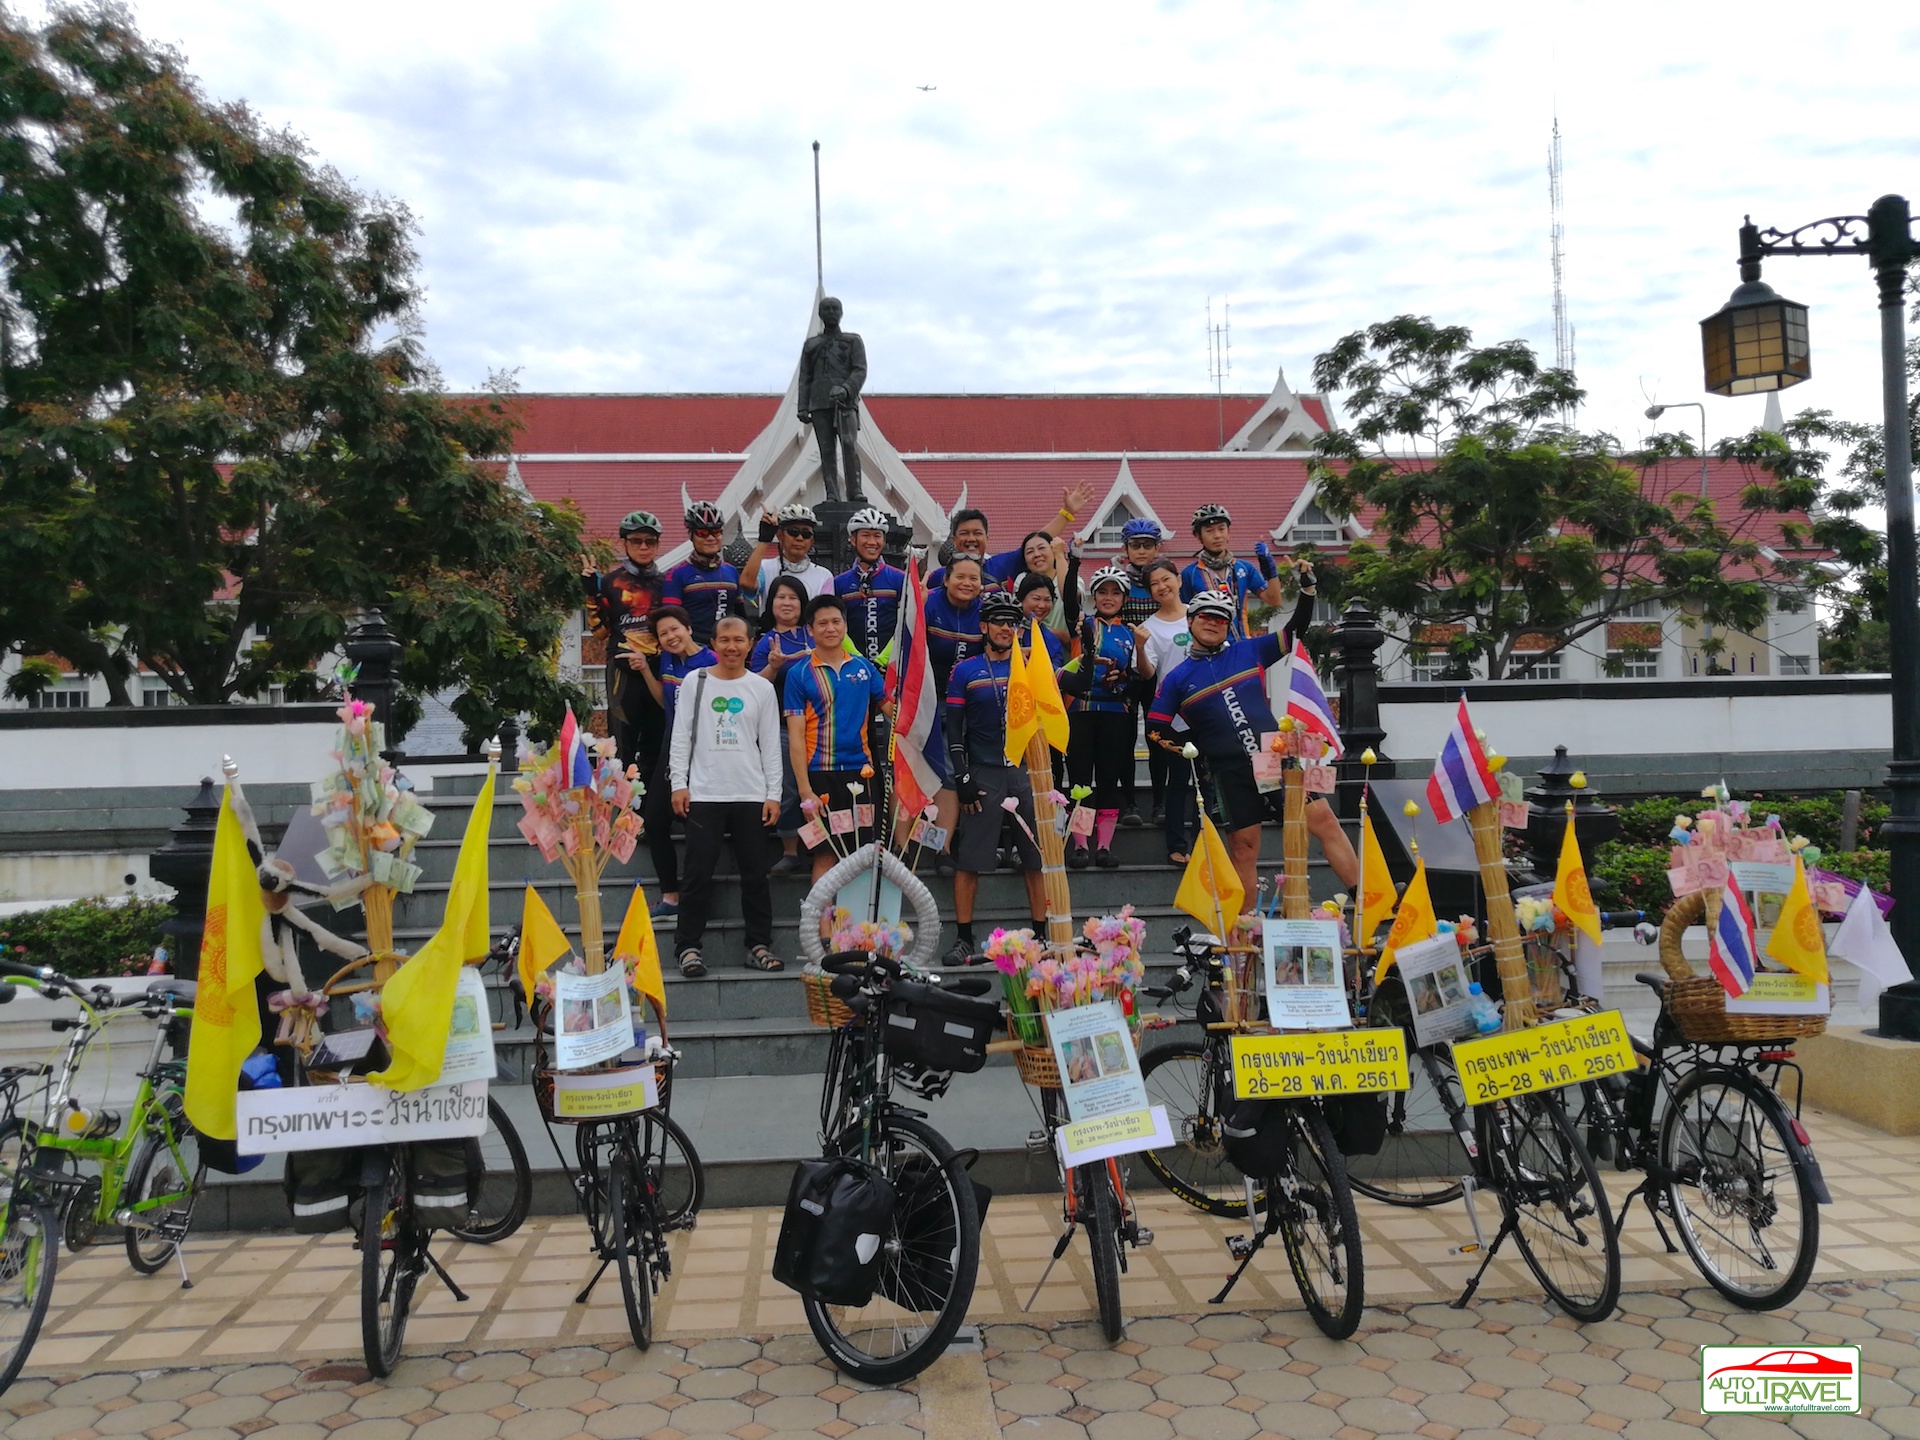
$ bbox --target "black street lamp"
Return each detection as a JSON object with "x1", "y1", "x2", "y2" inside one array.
[{"x1": 1701, "y1": 196, "x2": 1920, "y2": 1037}]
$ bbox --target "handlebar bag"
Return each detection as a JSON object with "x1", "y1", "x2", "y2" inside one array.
[
  {"x1": 882, "y1": 982, "x2": 999, "y2": 1075},
  {"x1": 771, "y1": 1156, "x2": 896, "y2": 1307}
]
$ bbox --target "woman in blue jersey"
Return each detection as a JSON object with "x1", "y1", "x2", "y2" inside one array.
[
  {"x1": 1066, "y1": 567, "x2": 1138, "y2": 870},
  {"x1": 752, "y1": 575, "x2": 814, "y2": 876},
  {"x1": 922, "y1": 555, "x2": 984, "y2": 876},
  {"x1": 635, "y1": 605, "x2": 717, "y2": 916}
]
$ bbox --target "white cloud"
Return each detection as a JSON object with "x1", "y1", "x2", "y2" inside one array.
[{"x1": 70, "y1": 0, "x2": 1920, "y2": 448}]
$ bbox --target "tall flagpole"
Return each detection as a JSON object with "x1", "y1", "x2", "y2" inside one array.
[{"x1": 812, "y1": 141, "x2": 824, "y2": 289}]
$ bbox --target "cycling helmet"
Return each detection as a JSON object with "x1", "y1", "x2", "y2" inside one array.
[
  {"x1": 775, "y1": 502, "x2": 818, "y2": 527},
  {"x1": 979, "y1": 592, "x2": 1024, "y2": 624},
  {"x1": 619, "y1": 509, "x2": 662, "y2": 539},
  {"x1": 1120, "y1": 517, "x2": 1164, "y2": 543},
  {"x1": 1186, "y1": 589, "x2": 1237, "y2": 621},
  {"x1": 847, "y1": 506, "x2": 893, "y2": 535},
  {"x1": 1087, "y1": 565, "x2": 1130, "y2": 595},
  {"x1": 1191, "y1": 503, "x2": 1232, "y2": 534},
  {"x1": 684, "y1": 500, "x2": 725, "y2": 531}
]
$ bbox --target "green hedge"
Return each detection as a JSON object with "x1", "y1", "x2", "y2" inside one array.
[
  {"x1": 0, "y1": 897, "x2": 176, "y2": 977},
  {"x1": 1611, "y1": 793, "x2": 1888, "y2": 853}
]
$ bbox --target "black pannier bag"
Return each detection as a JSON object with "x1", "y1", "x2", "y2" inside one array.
[
  {"x1": 284, "y1": 1146, "x2": 363, "y2": 1232},
  {"x1": 772, "y1": 1156, "x2": 897, "y2": 1307},
  {"x1": 1221, "y1": 1099, "x2": 1295, "y2": 1178},
  {"x1": 881, "y1": 981, "x2": 999, "y2": 1074},
  {"x1": 411, "y1": 1139, "x2": 480, "y2": 1229},
  {"x1": 1322, "y1": 1094, "x2": 1390, "y2": 1157}
]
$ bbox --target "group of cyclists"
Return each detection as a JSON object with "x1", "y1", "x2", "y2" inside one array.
[{"x1": 581, "y1": 486, "x2": 1360, "y2": 972}]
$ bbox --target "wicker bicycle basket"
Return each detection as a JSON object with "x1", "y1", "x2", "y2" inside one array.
[
  {"x1": 529, "y1": 995, "x2": 674, "y2": 1124},
  {"x1": 801, "y1": 971, "x2": 856, "y2": 1030},
  {"x1": 1659, "y1": 891, "x2": 1828, "y2": 1044},
  {"x1": 1013, "y1": 1041, "x2": 1062, "y2": 1090}
]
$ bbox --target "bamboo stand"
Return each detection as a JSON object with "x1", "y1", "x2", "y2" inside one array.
[
  {"x1": 1468, "y1": 801, "x2": 1536, "y2": 1029},
  {"x1": 1281, "y1": 766, "x2": 1311, "y2": 921},
  {"x1": 1024, "y1": 731, "x2": 1076, "y2": 951}
]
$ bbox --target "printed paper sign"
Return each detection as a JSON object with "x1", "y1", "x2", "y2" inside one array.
[
  {"x1": 1393, "y1": 933, "x2": 1479, "y2": 1047},
  {"x1": 237, "y1": 1080, "x2": 489, "y2": 1155},
  {"x1": 553, "y1": 1065, "x2": 659, "y2": 1119},
  {"x1": 1230, "y1": 1029, "x2": 1409, "y2": 1100},
  {"x1": 1046, "y1": 1000, "x2": 1149, "y2": 1125},
  {"x1": 1725, "y1": 972, "x2": 1830, "y2": 1016},
  {"x1": 1452, "y1": 1008, "x2": 1636, "y2": 1106},
  {"x1": 1730, "y1": 862, "x2": 1795, "y2": 897},
  {"x1": 1056, "y1": 1105, "x2": 1175, "y2": 1168},
  {"x1": 435, "y1": 967, "x2": 498, "y2": 1085},
  {"x1": 552, "y1": 965, "x2": 635, "y2": 1070},
  {"x1": 1261, "y1": 918, "x2": 1351, "y2": 1029},
  {"x1": 1303, "y1": 766, "x2": 1336, "y2": 795}
]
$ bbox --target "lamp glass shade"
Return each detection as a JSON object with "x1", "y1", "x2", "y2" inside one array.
[{"x1": 1701, "y1": 281, "x2": 1811, "y2": 396}]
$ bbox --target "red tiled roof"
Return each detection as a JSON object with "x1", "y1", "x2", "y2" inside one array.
[{"x1": 519, "y1": 459, "x2": 738, "y2": 541}]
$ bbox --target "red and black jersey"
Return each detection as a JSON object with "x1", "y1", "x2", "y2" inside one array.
[{"x1": 583, "y1": 562, "x2": 663, "y2": 651}]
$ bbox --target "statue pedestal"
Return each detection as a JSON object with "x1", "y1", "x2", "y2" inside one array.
[
  {"x1": 1794, "y1": 1026, "x2": 1920, "y2": 1135},
  {"x1": 813, "y1": 499, "x2": 860, "y2": 575}
]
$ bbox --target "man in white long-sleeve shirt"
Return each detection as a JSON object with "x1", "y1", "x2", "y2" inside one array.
[{"x1": 669, "y1": 615, "x2": 784, "y2": 977}]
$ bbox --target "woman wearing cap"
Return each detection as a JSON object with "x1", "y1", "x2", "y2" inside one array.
[
  {"x1": 1131, "y1": 559, "x2": 1196, "y2": 864},
  {"x1": 1146, "y1": 564, "x2": 1359, "y2": 903},
  {"x1": 1065, "y1": 566, "x2": 1138, "y2": 870},
  {"x1": 752, "y1": 574, "x2": 815, "y2": 876},
  {"x1": 581, "y1": 510, "x2": 667, "y2": 776}
]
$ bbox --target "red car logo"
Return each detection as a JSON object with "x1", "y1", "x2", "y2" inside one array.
[{"x1": 1707, "y1": 1351, "x2": 1855, "y2": 1379}]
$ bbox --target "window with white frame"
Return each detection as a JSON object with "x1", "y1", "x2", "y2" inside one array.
[
  {"x1": 1608, "y1": 645, "x2": 1660, "y2": 678},
  {"x1": 1515, "y1": 651, "x2": 1562, "y2": 680},
  {"x1": 1406, "y1": 654, "x2": 1445, "y2": 683},
  {"x1": 28, "y1": 680, "x2": 91, "y2": 709},
  {"x1": 1614, "y1": 597, "x2": 1662, "y2": 619},
  {"x1": 1775, "y1": 590, "x2": 1806, "y2": 613},
  {"x1": 1091, "y1": 501, "x2": 1138, "y2": 550},
  {"x1": 1285, "y1": 500, "x2": 1344, "y2": 546},
  {"x1": 141, "y1": 678, "x2": 181, "y2": 708},
  {"x1": 1779, "y1": 653, "x2": 1810, "y2": 675}
]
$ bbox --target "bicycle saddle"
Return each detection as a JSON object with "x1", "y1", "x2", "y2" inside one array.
[{"x1": 147, "y1": 978, "x2": 198, "y2": 1004}]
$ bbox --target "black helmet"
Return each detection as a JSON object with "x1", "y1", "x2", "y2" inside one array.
[
  {"x1": 980, "y1": 592, "x2": 1024, "y2": 625},
  {"x1": 1191, "y1": 503, "x2": 1231, "y2": 534},
  {"x1": 619, "y1": 510, "x2": 662, "y2": 539},
  {"x1": 684, "y1": 500, "x2": 724, "y2": 531}
]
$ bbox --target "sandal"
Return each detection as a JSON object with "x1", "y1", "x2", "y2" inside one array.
[
  {"x1": 1168, "y1": 851, "x2": 1190, "y2": 867},
  {"x1": 678, "y1": 949, "x2": 707, "y2": 978},
  {"x1": 746, "y1": 946, "x2": 785, "y2": 972}
]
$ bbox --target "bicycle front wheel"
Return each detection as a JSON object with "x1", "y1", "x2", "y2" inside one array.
[
  {"x1": 448, "y1": 1098, "x2": 531, "y2": 1244},
  {"x1": 607, "y1": 1142, "x2": 654, "y2": 1349},
  {"x1": 1350, "y1": 980, "x2": 1467, "y2": 1207},
  {"x1": 643, "y1": 1111, "x2": 705, "y2": 1230},
  {"x1": 805, "y1": 1113, "x2": 981, "y2": 1386},
  {"x1": 360, "y1": 1157, "x2": 419, "y2": 1377},
  {"x1": 0, "y1": 1132, "x2": 58, "y2": 1396},
  {"x1": 1274, "y1": 1105, "x2": 1365, "y2": 1339},
  {"x1": 1138, "y1": 1041, "x2": 1259, "y2": 1216},
  {"x1": 123, "y1": 1088, "x2": 202, "y2": 1274},
  {"x1": 1077, "y1": 1163, "x2": 1124, "y2": 1343},
  {"x1": 1479, "y1": 1093, "x2": 1619, "y2": 1323},
  {"x1": 1661, "y1": 1067, "x2": 1819, "y2": 1309}
]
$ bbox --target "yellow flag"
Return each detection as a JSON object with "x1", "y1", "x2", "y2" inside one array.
[
  {"x1": 1553, "y1": 813, "x2": 1605, "y2": 946},
  {"x1": 517, "y1": 885, "x2": 572, "y2": 1006},
  {"x1": 1004, "y1": 619, "x2": 1039, "y2": 764},
  {"x1": 612, "y1": 882, "x2": 667, "y2": 1020},
  {"x1": 184, "y1": 790, "x2": 268, "y2": 1141},
  {"x1": 1358, "y1": 812, "x2": 1396, "y2": 946},
  {"x1": 1175, "y1": 813, "x2": 1246, "y2": 933},
  {"x1": 1373, "y1": 857, "x2": 1436, "y2": 986},
  {"x1": 1766, "y1": 857, "x2": 1830, "y2": 985},
  {"x1": 370, "y1": 767, "x2": 495, "y2": 1091},
  {"x1": 1026, "y1": 621, "x2": 1070, "y2": 753}
]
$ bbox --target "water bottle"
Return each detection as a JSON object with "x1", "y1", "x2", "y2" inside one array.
[{"x1": 1467, "y1": 982, "x2": 1503, "y2": 1035}]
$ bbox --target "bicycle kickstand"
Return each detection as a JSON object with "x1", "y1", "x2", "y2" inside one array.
[
  {"x1": 424, "y1": 1247, "x2": 470, "y2": 1304},
  {"x1": 1211, "y1": 1176, "x2": 1277, "y2": 1306},
  {"x1": 1021, "y1": 1224, "x2": 1079, "y2": 1313},
  {"x1": 172, "y1": 1236, "x2": 193, "y2": 1291},
  {"x1": 1612, "y1": 1171, "x2": 1679, "y2": 1254},
  {"x1": 1451, "y1": 1206, "x2": 1520, "y2": 1310},
  {"x1": 576, "y1": 1256, "x2": 613, "y2": 1306}
]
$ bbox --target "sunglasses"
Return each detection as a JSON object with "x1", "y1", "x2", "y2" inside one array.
[
  {"x1": 691, "y1": 527, "x2": 723, "y2": 539},
  {"x1": 782, "y1": 528, "x2": 815, "y2": 540},
  {"x1": 625, "y1": 533, "x2": 659, "y2": 543}
]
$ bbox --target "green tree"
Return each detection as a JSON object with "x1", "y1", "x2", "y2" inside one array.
[
  {"x1": 1306, "y1": 316, "x2": 1862, "y2": 679},
  {"x1": 0, "y1": 5, "x2": 584, "y2": 743}
]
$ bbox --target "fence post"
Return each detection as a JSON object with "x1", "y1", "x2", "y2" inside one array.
[
  {"x1": 148, "y1": 777, "x2": 220, "y2": 982},
  {"x1": 1332, "y1": 598, "x2": 1390, "y2": 820}
]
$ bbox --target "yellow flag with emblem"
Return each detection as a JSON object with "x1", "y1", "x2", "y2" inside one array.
[
  {"x1": 369, "y1": 766, "x2": 495, "y2": 1091},
  {"x1": 1372, "y1": 857, "x2": 1437, "y2": 986},
  {"x1": 184, "y1": 789, "x2": 267, "y2": 1141},
  {"x1": 517, "y1": 884, "x2": 572, "y2": 1005},
  {"x1": 1358, "y1": 812, "x2": 1397, "y2": 946},
  {"x1": 1004, "y1": 617, "x2": 1039, "y2": 764},
  {"x1": 1175, "y1": 813, "x2": 1246, "y2": 934},
  {"x1": 1553, "y1": 812, "x2": 1605, "y2": 946},
  {"x1": 1766, "y1": 856, "x2": 1830, "y2": 985},
  {"x1": 1026, "y1": 621, "x2": 1071, "y2": 752},
  {"x1": 612, "y1": 882, "x2": 667, "y2": 1019}
]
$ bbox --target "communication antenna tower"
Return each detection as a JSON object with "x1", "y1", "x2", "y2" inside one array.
[
  {"x1": 1549, "y1": 115, "x2": 1576, "y2": 418},
  {"x1": 1207, "y1": 296, "x2": 1231, "y2": 447}
]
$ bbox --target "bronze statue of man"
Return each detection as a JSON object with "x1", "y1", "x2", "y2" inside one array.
[{"x1": 797, "y1": 295, "x2": 867, "y2": 503}]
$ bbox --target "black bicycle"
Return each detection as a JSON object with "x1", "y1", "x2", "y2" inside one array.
[{"x1": 0, "y1": 1055, "x2": 58, "y2": 1396}]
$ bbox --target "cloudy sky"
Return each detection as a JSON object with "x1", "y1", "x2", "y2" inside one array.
[{"x1": 87, "y1": 0, "x2": 1920, "y2": 449}]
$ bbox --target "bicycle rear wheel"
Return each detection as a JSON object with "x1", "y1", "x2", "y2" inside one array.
[
  {"x1": 0, "y1": 1127, "x2": 57, "y2": 1396},
  {"x1": 122, "y1": 1094, "x2": 203, "y2": 1274},
  {"x1": 360, "y1": 1156, "x2": 420, "y2": 1377},
  {"x1": 1661, "y1": 1067, "x2": 1818, "y2": 1310},
  {"x1": 1480, "y1": 1093, "x2": 1619, "y2": 1323},
  {"x1": 449, "y1": 1098, "x2": 531, "y2": 1244},
  {"x1": 1350, "y1": 980, "x2": 1467, "y2": 1207},
  {"x1": 607, "y1": 1141, "x2": 654, "y2": 1349},
  {"x1": 1139, "y1": 1041, "x2": 1260, "y2": 1216},
  {"x1": 1077, "y1": 1163, "x2": 1124, "y2": 1342},
  {"x1": 1274, "y1": 1105, "x2": 1365, "y2": 1339},
  {"x1": 804, "y1": 1112, "x2": 981, "y2": 1386}
]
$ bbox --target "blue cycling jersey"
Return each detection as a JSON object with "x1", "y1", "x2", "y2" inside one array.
[
  {"x1": 923, "y1": 588, "x2": 983, "y2": 694},
  {"x1": 749, "y1": 628, "x2": 811, "y2": 678},
  {"x1": 834, "y1": 560, "x2": 907, "y2": 659},
  {"x1": 1146, "y1": 632, "x2": 1283, "y2": 758},
  {"x1": 662, "y1": 558, "x2": 743, "y2": 644},
  {"x1": 1070, "y1": 616, "x2": 1136, "y2": 715},
  {"x1": 927, "y1": 546, "x2": 1023, "y2": 595},
  {"x1": 1179, "y1": 555, "x2": 1268, "y2": 641},
  {"x1": 658, "y1": 646, "x2": 719, "y2": 730}
]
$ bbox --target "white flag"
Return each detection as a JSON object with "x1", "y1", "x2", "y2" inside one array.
[{"x1": 1830, "y1": 885, "x2": 1910, "y2": 1015}]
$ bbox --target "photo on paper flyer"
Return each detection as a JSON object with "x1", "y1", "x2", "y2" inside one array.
[
  {"x1": 1392, "y1": 932, "x2": 1478, "y2": 1047},
  {"x1": 1261, "y1": 917, "x2": 1351, "y2": 1029},
  {"x1": 1046, "y1": 999, "x2": 1150, "y2": 1125},
  {"x1": 552, "y1": 965, "x2": 635, "y2": 1070},
  {"x1": 435, "y1": 966, "x2": 499, "y2": 1085}
]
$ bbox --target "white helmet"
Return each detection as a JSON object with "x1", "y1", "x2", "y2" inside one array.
[
  {"x1": 1087, "y1": 565, "x2": 1130, "y2": 595},
  {"x1": 847, "y1": 506, "x2": 892, "y2": 536},
  {"x1": 775, "y1": 503, "x2": 818, "y2": 527},
  {"x1": 1186, "y1": 589, "x2": 1237, "y2": 621}
]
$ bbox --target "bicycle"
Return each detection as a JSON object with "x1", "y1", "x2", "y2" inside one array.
[
  {"x1": 0, "y1": 1053, "x2": 59, "y2": 1396},
  {"x1": 806, "y1": 949, "x2": 993, "y2": 1384}
]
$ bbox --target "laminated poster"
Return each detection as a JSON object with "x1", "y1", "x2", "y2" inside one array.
[
  {"x1": 1393, "y1": 932, "x2": 1479, "y2": 1047},
  {"x1": 1044, "y1": 999, "x2": 1172, "y2": 1168},
  {"x1": 552, "y1": 965, "x2": 635, "y2": 1070},
  {"x1": 436, "y1": 967, "x2": 498, "y2": 1086},
  {"x1": 1261, "y1": 918, "x2": 1351, "y2": 1029}
]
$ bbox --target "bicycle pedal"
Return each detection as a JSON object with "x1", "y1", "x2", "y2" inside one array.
[
  {"x1": 1225, "y1": 1234, "x2": 1252, "y2": 1261},
  {"x1": 1132, "y1": 1226, "x2": 1155, "y2": 1250},
  {"x1": 1449, "y1": 1242, "x2": 1482, "y2": 1256},
  {"x1": 1025, "y1": 1130, "x2": 1051, "y2": 1154}
]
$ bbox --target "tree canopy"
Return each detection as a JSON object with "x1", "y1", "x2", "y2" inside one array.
[
  {"x1": 0, "y1": 4, "x2": 583, "y2": 743},
  {"x1": 1306, "y1": 315, "x2": 1865, "y2": 679}
]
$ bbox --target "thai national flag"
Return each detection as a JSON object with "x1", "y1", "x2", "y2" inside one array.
[
  {"x1": 1284, "y1": 640, "x2": 1344, "y2": 759},
  {"x1": 557, "y1": 707, "x2": 594, "y2": 790},
  {"x1": 887, "y1": 560, "x2": 944, "y2": 818},
  {"x1": 1423, "y1": 696, "x2": 1499, "y2": 824},
  {"x1": 1709, "y1": 871, "x2": 1759, "y2": 998}
]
